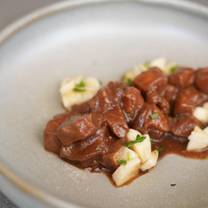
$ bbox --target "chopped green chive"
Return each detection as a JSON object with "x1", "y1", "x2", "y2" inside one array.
[
  {"x1": 73, "y1": 80, "x2": 86, "y2": 92},
  {"x1": 143, "y1": 61, "x2": 150, "y2": 68},
  {"x1": 157, "y1": 146, "x2": 164, "y2": 154},
  {"x1": 117, "y1": 159, "x2": 127, "y2": 165},
  {"x1": 126, "y1": 79, "x2": 133, "y2": 86},
  {"x1": 150, "y1": 112, "x2": 159, "y2": 120},
  {"x1": 170, "y1": 65, "x2": 178, "y2": 74},
  {"x1": 125, "y1": 135, "x2": 145, "y2": 148}
]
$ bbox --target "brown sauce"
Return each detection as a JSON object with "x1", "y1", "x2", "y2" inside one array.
[
  {"x1": 44, "y1": 66, "x2": 208, "y2": 185},
  {"x1": 154, "y1": 137, "x2": 208, "y2": 160}
]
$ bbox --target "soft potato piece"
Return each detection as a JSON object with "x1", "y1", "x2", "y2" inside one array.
[
  {"x1": 112, "y1": 158, "x2": 141, "y2": 186},
  {"x1": 203, "y1": 102, "x2": 208, "y2": 111},
  {"x1": 127, "y1": 129, "x2": 142, "y2": 140},
  {"x1": 149, "y1": 58, "x2": 177, "y2": 75},
  {"x1": 122, "y1": 58, "x2": 176, "y2": 84},
  {"x1": 187, "y1": 127, "x2": 208, "y2": 151},
  {"x1": 127, "y1": 129, "x2": 152, "y2": 162},
  {"x1": 203, "y1": 126, "x2": 208, "y2": 134},
  {"x1": 193, "y1": 107, "x2": 208, "y2": 123},
  {"x1": 60, "y1": 76, "x2": 100, "y2": 109},
  {"x1": 140, "y1": 150, "x2": 159, "y2": 171},
  {"x1": 150, "y1": 57, "x2": 166, "y2": 69},
  {"x1": 102, "y1": 146, "x2": 139, "y2": 170},
  {"x1": 122, "y1": 65, "x2": 148, "y2": 84},
  {"x1": 116, "y1": 147, "x2": 138, "y2": 162}
]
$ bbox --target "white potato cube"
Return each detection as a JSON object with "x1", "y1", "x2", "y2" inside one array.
[
  {"x1": 60, "y1": 76, "x2": 100, "y2": 109},
  {"x1": 115, "y1": 147, "x2": 138, "y2": 163},
  {"x1": 193, "y1": 107, "x2": 208, "y2": 123},
  {"x1": 112, "y1": 158, "x2": 141, "y2": 186},
  {"x1": 127, "y1": 129, "x2": 152, "y2": 163},
  {"x1": 187, "y1": 127, "x2": 208, "y2": 151},
  {"x1": 150, "y1": 57, "x2": 167, "y2": 69},
  {"x1": 203, "y1": 126, "x2": 208, "y2": 134},
  {"x1": 140, "y1": 150, "x2": 159, "y2": 171},
  {"x1": 149, "y1": 57, "x2": 177, "y2": 75},
  {"x1": 194, "y1": 126, "x2": 203, "y2": 133},
  {"x1": 203, "y1": 102, "x2": 208, "y2": 111},
  {"x1": 122, "y1": 58, "x2": 177, "y2": 84},
  {"x1": 122, "y1": 65, "x2": 146, "y2": 84},
  {"x1": 127, "y1": 129, "x2": 142, "y2": 141}
]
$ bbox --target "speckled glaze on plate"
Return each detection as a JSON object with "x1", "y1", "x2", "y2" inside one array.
[{"x1": 0, "y1": 0, "x2": 208, "y2": 208}]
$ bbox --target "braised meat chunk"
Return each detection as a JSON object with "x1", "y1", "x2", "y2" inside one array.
[
  {"x1": 57, "y1": 114, "x2": 97, "y2": 146},
  {"x1": 174, "y1": 87, "x2": 208, "y2": 115},
  {"x1": 104, "y1": 105, "x2": 128, "y2": 139},
  {"x1": 160, "y1": 84, "x2": 178, "y2": 103},
  {"x1": 60, "y1": 128, "x2": 110, "y2": 163},
  {"x1": 44, "y1": 113, "x2": 70, "y2": 153},
  {"x1": 89, "y1": 81, "x2": 125, "y2": 113},
  {"x1": 195, "y1": 67, "x2": 208, "y2": 94},
  {"x1": 122, "y1": 86, "x2": 144, "y2": 122},
  {"x1": 170, "y1": 115, "x2": 201, "y2": 137},
  {"x1": 132, "y1": 103, "x2": 169, "y2": 140},
  {"x1": 134, "y1": 68, "x2": 168, "y2": 92},
  {"x1": 146, "y1": 90, "x2": 170, "y2": 114},
  {"x1": 169, "y1": 67, "x2": 195, "y2": 88}
]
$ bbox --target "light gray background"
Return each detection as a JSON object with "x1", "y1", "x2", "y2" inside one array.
[{"x1": 0, "y1": 0, "x2": 207, "y2": 207}]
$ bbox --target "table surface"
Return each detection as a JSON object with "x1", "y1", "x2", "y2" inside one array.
[{"x1": 0, "y1": 0, "x2": 208, "y2": 207}]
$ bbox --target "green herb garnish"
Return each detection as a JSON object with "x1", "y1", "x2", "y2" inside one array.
[
  {"x1": 125, "y1": 135, "x2": 145, "y2": 148},
  {"x1": 150, "y1": 112, "x2": 159, "y2": 120},
  {"x1": 126, "y1": 79, "x2": 133, "y2": 86},
  {"x1": 73, "y1": 80, "x2": 86, "y2": 92},
  {"x1": 117, "y1": 159, "x2": 127, "y2": 165},
  {"x1": 157, "y1": 146, "x2": 164, "y2": 154},
  {"x1": 143, "y1": 61, "x2": 150, "y2": 69},
  {"x1": 170, "y1": 65, "x2": 178, "y2": 74}
]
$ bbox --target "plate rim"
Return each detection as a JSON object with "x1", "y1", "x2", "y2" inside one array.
[{"x1": 0, "y1": 0, "x2": 208, "y2": 208}]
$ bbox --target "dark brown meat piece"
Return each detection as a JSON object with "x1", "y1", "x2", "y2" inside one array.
[
  {"x1": 160, "y1": 84, "x2": 178, "y2": 103},
  {"x1": 146, "y1": 84, "x2": 178, "y2": 114},
  {"x1": 89, "y1": 81, "x2": 125, "y2": 113},
  {"x1": 60, "y1": 128, "x2": 110, "y2": 163},
  {"x1": 134, "y1": 68, "x2": 168, "y2": 92},
  {"x1": 122, "y1": 87, "x2": 144, "y2": 122},
  {"x1": 89, "y1": 82, "x2": 129, "y2": 138},
  {"x1": 101, "y1": 142, "x2": 124, "y2": 171},
  {"x1": 169, "y1": 67, "x2": 195, "y2": 88},
  {"x1": 174, "y1": 87, "x2": 208, "y2": 115},
  {"x1": 70, "y1": 102, "x2": 90, "y2": 114},
  {"x1": 146, "y1": 90, "x2": 170, "y2": 114},
  {"x1": 57, "y1": 114, "x2": 96, "y2": 146},
  {"x1": 132, "y1": 103, "x2": 169, "y2": 140},
  {"x1": 44, "y1": 114, "x2": 70, "y2": 154},
  {"x1": 104, "y1": 105, "x2": 128, "y2": 138},
  {"x1": 170, "y1": 115, "x2": 201, "y2": 137},
  {"x1": 195, "y1": 68, "x2": 208, "y2": 94}
]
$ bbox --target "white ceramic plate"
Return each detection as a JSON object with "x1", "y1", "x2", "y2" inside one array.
[{"x1": 0, "y1": 0, "x2": 208, "y2": 208}]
